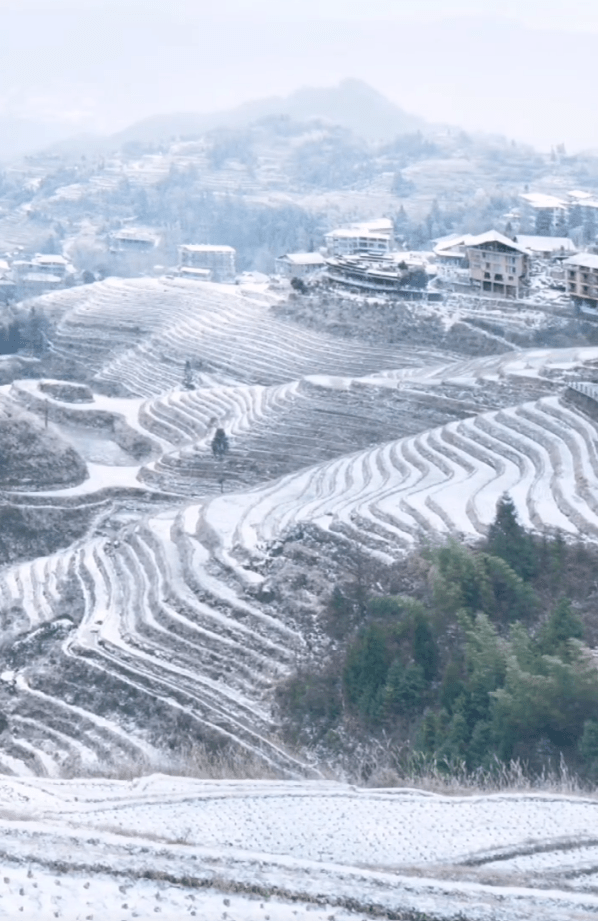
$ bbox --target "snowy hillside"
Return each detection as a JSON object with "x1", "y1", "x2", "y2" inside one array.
[
  {"x1": 2, "y1": 276, "x2": 598, "y2": 915},
  {"x1": 2, "y1": 276, "x2": 598, "y2": 778},
  {"x1": 44, "y1": 277, "x2": 450, "y2": 394},
  {"x1": 0, "y1": 340, "x2": 597, "y2": 776}
]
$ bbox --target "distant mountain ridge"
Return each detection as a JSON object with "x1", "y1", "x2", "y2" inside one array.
[
  {"x1": 110, "y1": 79, "x2": 425, "y2": 146},
  {"x1": 0, "y1": 116, "x2": 84, "y2": 163}
]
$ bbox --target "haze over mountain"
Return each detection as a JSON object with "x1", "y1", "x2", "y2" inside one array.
[
  {"x1": 0, "y1": 4, "x2": 596, "y2": 155},
  {"x1": 111, "y1": 80, "x2": 425, "y2": 146}
]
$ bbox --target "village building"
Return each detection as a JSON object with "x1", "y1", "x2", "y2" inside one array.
[
  {"x1": 178, "y1": 245, "x2": 236, "y2": 283},
  {"x1": 324, "y1": 251, "x2": 438, "y2": 298},
  {"x1": 465, "y1": 231, "x2": 530, "y2": 298},
  {"x1": 520, "y1": 193, "x2": 568, "y2": 236},
  {"x1": 567, "y1": 191, "x2": 598, "y2": 243},
  {"x1": 11, "y1": 253, "x2": 74, "y2": 298},
  {"x1": 275, "y1": 252, "x2": 326, "y2": 278},
  {"x1": 111, "y1": 228, "x2": 160, "y2": 251},
  {"x1": 433, "y1": 233, "x2": 474, "y2": 277},
  {"x1": 324, "y1": 218, "x2": 394, "y2": 258},
  {"x1": 564, "y1": 253, "x2": 598, "y2": 313},
  {"x1": 32, "y1": 254, "x2": 70, "y2": 278},
  {"x1": 514, "y1": 235, "x2": 577, "y2": 260}
]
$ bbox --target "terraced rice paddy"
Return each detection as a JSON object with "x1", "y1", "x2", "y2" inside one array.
[
  {"x1": 2, "y1": 278, "x2": 598, "y2": 916},
  {"x1": 0, "y1": 776, "x2": 597, "y2": 919},
  {"x1": 2, "y1": 278, "x2": 598, "y2": 780}
]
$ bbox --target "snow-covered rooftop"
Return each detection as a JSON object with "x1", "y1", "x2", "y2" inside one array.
[
  {"x1": 564, "y1": 253, "x2": 598, "y2": 269},
  {"x1": 434, "y1": 233, "x2": 474, "y2": 256},
  {"x1": 325, "y1": 228, "x2": 390, "y2": 239},
  {"x1": 180, "y1": 244, "x2": 235, "y2": 253},
  {"x1": 465, "y1": 230, "x2": 530, "y2": 254},
  {"x1": 113, "y1": 229, "x2": 158, "y2": 244},
  {"x1": 516, "y1": 235, "x2": 577, "y2": 254},
  {"x1": 279, "y1": 252, "x2": 326, "y2": 265},
  {"x1": 178, "y1": 266, "x2": 212, "y2": 277},
  {"x1": 349, "y1": 217, "x2": 393, "y2": 233},
  {"x1": 35, "y1": 254, "x2": 69, "y2": 265},
  {"x1": 568, "y1": 190, "x2": 594, "y2": 201},
  {"x1": 520, "y1": 192, "x2": 567, "y2": 210}
]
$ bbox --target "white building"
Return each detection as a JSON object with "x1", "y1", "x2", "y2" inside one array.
[
  {"x1": 520, "y1": 193, "x2": 567, "y2": 235},
  {"x1": 111, "y1": 228, "x2": 160, "y2": 251},
  {"x1": 514, "y1": 235, "x2": 577, "y2": 259},
  {"x1": 564, "y1": 253, "x2": 598, "y2": 313},
  {"x1": 275, "y1": 252, "x2": 327, "y2": 278},
  {"x1": 178, "y1": 245, "x2": 236, "y2": 283},
  {"x1": 12, "y1": 253, "x2": 74, "y2": 297},
  {"x1": 567, "y1": 191, "x2": 598, "y2": 243},
  {"x1": 433, "y1": 233, "x2": 474, "y2": 277},
  {"x1": 32, "y1": 254, "x2": 70, "y2": 277},
  {"x1": 324, "y1": 218, "x2": 394, "y2": 258}
]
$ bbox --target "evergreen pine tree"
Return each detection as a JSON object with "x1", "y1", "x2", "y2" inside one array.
[
  {"x1": 486, "y1": 493, "x2": 536, "y2": 580},
  {"x1": 211, "y1": 428, "x2": 229, "y2": 459},
  {"x1": 538, "y1": 597, "x2": 583, "y2": 657}
]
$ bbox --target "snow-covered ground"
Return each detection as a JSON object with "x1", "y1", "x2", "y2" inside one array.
[
  {"x1": 0, "y1": 776, "x2": 597, "y2": 920},
  {"x1": 4, "y1": 278, "x2": 598, "y2": 919},
  {"x1": 2, "y1": 342, "x2": 598, "y2": 779}
]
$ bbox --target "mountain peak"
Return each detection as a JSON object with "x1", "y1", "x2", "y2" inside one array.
[{"x1": 111, "y1": 80, "x2": 424, "y2": 147}]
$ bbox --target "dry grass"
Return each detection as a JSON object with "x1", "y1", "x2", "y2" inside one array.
[
  {"x1": 60, "y1": 742, "x2": 289, "y2": 783},
  {"x1": 366, "y1": 752, "x2": 598, "y2": 798}
]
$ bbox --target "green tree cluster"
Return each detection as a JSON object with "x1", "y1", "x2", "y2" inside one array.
[{"x1": 278, "y1": 495, "x2": 598, "y2": 780}]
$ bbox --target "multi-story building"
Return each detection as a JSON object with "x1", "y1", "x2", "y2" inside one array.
[
  {"x1": 12, "y1": 254, "x2": 73, "y2": 298},
  {"x1": 564, "y1": 253, "x2": 598, "y2": 313},
  {"x1": 433, "y1": 233, "x2": 473, "y2": 277},
  {"x1": 520, "y1": 193, "x2": 567, "y2": 236},
  {"x1": 465, "y1": 231, "x2": 530, "y2": 298},
  {"x1": 178, "y1": 245, "x2": 236, "y2": 283},
  {"x1": 567, "y1": 191, "x2": 598, "y2": 243},
  {"x1": 324, "y1": 219, "x2": 394, "y2": 258}
]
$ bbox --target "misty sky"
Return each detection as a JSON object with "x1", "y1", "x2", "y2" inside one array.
[{"x1": 1, "y1": 0, "x2": 596, "y2": 150}]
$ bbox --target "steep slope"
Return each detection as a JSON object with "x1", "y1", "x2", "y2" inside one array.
[
  {"x1": 0, "y1": 387, "x2": 597, "y2": 775},
  {"x1": 5, "y1": 273, "x2": 598, "y2": 778},
  {"x1": 45, "y1": 277, "x2": 452, "y2": 396},
  {"x1": 0, "y1": 394, "x2": 86, "y2": 491}
]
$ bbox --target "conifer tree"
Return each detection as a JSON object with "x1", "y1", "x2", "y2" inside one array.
[
  {"x1": 486, "y1": 493, "x2": 536, "y2": 580},
  {"x1": 538, "y1": 597, "x2": 583, "y2": 657},
  {"x1": 211, "y1": 428, "x2": 229, "y2": 459}
]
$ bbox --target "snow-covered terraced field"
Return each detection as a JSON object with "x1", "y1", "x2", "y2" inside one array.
[
  {"x1": 137, "y1": 374, "x2": 491, "y2": 494},
  {"x1": 192, "y1": 393, "x2": 598, "y2": 562},
  {"x1": 2, "y1": 381, "x2": 598, "y2": 775},
  {"x1": 0, "y1": 510, "x2": 309, "y2": 776},
  {"x1": 0, "y1": 777, "x2": 597, "y2": 919},
  {"x1": 5, "y1": 279, "x2": 598, "y2": 804},
  {"x1": 373, "y1": 343, "x2": 598, "y2": 388},
  {"x1": 44, "y1": 277, "x2": 451, "y2": 395}
]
